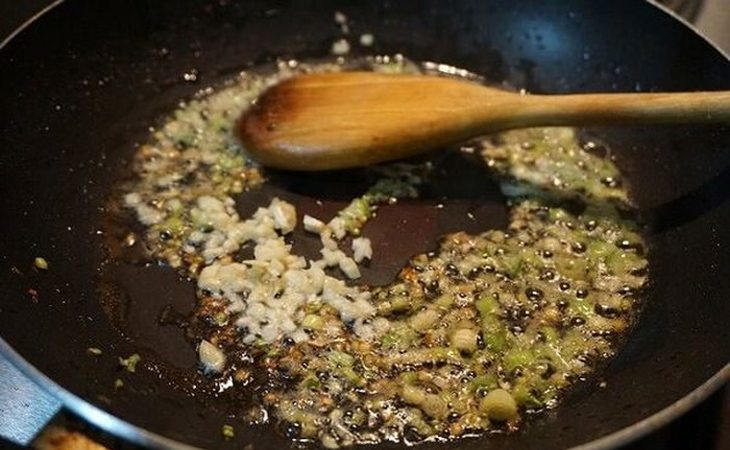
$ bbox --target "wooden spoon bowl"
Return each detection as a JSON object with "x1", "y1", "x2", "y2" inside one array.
[{"x1": 238, "y1": 72, "x2": 730, "y2": 171}]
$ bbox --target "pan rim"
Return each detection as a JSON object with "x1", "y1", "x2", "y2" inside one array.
[
  {"x1": 0, "y1": 0, "x2": 65, "y2": 50},
  {"x1": 0, "y1": 0, "x2": 728, "y2": 449},
  {"x1": 1, "y1": 335, "x2": 727, "y2": 450}
]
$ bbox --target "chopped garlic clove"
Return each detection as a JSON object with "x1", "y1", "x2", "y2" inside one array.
[
  {"x1": 321, "y1": 248, "x2": 346, "y2": 267},
  {"x1": 270, "y1": 197, "x2": 297, "y2": 234},
  {"x1": 320, "y1": 230, "x2": 339, "y2": 250},
  {"x1": 352, "y1": 237, "x2": 372, "y2": 262},
  {"x1": 198, "y1": 340, "x2": 226, "y2": 373},
  {"x1": 303, "y1": 214, "x2": 326, "y2": 233},
  {"x1": 328, "y1": 217, "x2": 346, "y2": 239},
  {"x1": 339, "y1": 256, "x2": 361, "y2": 279},
  {"x1": 359, "y1": 33, "x2": 374, "y2": 47},
  {"x1": 331, "y1": 38, "x2": 350, "y2": 56}
]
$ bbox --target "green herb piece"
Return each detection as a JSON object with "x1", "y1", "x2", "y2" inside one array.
[
  {"x1": 300, "y1": 374, "x2": 321, "y2": 390},
  {"x1": 327, "y1": 350, "x2": 355, "y2": 368},
  {"x1": 399, "y1": 371, "x2": 418, "y2": 384},
  {"x1": 221, "y1": 424, "x2": 235, "y2": 440},
  {"x1": 497, "y1": 253, "x2": 522, "y2": 278},
  {"x1": 301, "y1": 314, "x2": 324, "y2": 330},
  {"x1": 503, "y1": 349, "x2": 534, "y2": 372},
  {"x1": 213, "y1": 311, "x2": 228, "y2": 326},
  {"x1": 512, "y1": 382, "x2": 543, "y2": 409},
  {"x1": 475, "y1": 294, "x2": 498, "y2": 318},
  {"x1": 119, "y1": 353, "x2": 141, "y2": 373},
  {"x1": 482, "y1": 329, "x2": 508, "y2": 352},
  {"x1": 469, "y1": 374, "x2": 499, "y2": 394}
]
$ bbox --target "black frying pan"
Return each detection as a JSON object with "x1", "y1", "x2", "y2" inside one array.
[{"x1": 0, "y1": 1, "x2": 728, "y2": 449}]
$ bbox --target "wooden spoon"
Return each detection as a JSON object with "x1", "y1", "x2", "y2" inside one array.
[{"x1": 238, "y1": 72, "x2": 730, "y2": 171}]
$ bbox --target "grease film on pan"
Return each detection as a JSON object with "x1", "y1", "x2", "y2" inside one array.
[{"x1": 103, "y1": 56, "x2": 647, "y2": 448}]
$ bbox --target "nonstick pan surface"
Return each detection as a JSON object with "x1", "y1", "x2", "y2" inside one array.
[{"x1": 0, "y1": 1, "x2": 728, "y2": 449}]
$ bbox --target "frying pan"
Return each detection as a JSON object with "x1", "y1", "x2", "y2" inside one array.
[{"x1": 0, "y1": 0, "x2": 728, "y2": 449}]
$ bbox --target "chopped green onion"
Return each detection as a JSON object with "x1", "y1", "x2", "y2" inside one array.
[
  {"x1": 221, "y1": 424, "x2": 235, "y2": 440},
  {"x1": 327, "y1": 350, "x2": 355, "y2": 368},
  {"x1": 302, "y1": 314, "x2": 324, "y2": 330},
  {"x1": 479, "y1": 389, "x2": 518, "y2": 421}
]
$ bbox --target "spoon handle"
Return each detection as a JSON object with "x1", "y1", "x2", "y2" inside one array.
[{"x1": 512, "y1": 91, "x2": 730, "y2": 128}]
